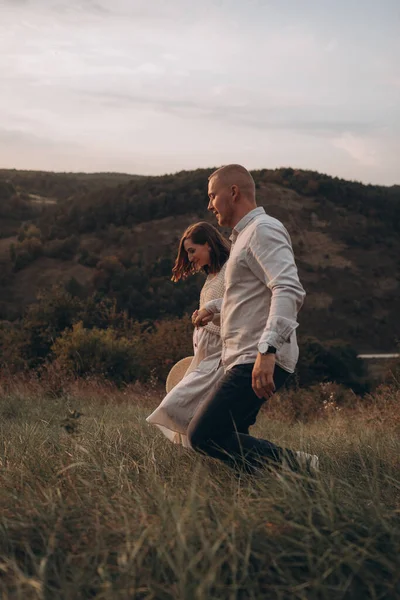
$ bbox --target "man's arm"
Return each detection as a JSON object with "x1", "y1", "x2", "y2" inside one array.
[
  {"x1": 248, "y1": 222, "x2": 305, "y2": 350},
  {"x1": 248, "y1": 222, "x2": 305, "y2": 398},
  {"x1": 193, "y1": 298, "x2": 223, "y2": 327},
  {"x1": 204, "y1": 298, "x2": 223, "y2": 314}
]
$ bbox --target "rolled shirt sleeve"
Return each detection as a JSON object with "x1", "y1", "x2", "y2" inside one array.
[{"x1": 204, "y1": 298, "x2": 223, "y2": 315}]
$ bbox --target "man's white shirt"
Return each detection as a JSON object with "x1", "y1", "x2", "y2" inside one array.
[{"x1": 205, "y1": 207, "x2": 306, "y2": 373}]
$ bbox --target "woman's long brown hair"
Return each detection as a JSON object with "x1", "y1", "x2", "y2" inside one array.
[{"x1": 171, "y1": 222, "x2": 230, "y2": 282}]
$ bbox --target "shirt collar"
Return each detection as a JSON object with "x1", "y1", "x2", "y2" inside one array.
[{"x1": 229, "y1": 207, "x2": 265, "y2": 243}]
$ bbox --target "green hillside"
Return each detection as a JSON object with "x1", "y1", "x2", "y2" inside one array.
[{"x1": 0, "y1": 167, "x2": 399, "y2": 380}]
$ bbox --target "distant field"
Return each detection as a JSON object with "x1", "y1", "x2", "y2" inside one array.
[
  {"x1": 0, "y1": 376, "x2": 399, "y2": 599},
  {"x1": 358, "y1": 354, "x2": 400, "y2": 383},
  {"x1": 27, "y1": 194, "x2": 57, "y2": 205}
]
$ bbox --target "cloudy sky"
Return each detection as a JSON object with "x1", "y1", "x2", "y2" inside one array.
[{"x1": 1, "y1": 0, "x2": 399, "y2": 184}]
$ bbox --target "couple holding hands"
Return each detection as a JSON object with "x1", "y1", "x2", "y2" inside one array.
[{"x1": 147, "y1": 164, "x2": 319, "y2": 475}]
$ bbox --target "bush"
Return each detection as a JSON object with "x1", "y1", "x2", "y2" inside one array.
[
  {"x1": 297, "y1": 336, "x2": 367, "y2": 392},
  {"x1": 13, "y1": 236, "x2": 43, "y2": 270},
  {"x1": 51, "y1": 322, "x2": 143, "y2": 384},
  {"x1": 384, "y1": 356, "x2": 400, "y2": 389},
  {"x1": 0, "y1": 322, "x2": 30, "y2": 373},
  {"x1": 266, "y1": 381, "x2": 358, "y2": 423},
  {"x1": 92, "y1": 255, "x2": 125, "y2": 292},
  {"x1": 78, "y1": 248, "x2": 99, "y2": 267},
  {"x1": 17, "y1": 223, "x2": 42, "y2": 242},
  {"x1": 44, "y1": 235, "x2": 79, "y2": 260},
  {"x1": 0, "y1": 179, "x2": 15, "y2": 200},
  {"x1": 21, "y1": 286, "x2": 84, "y2": 366},
  {"x1": 139, "y1": 316, "x2": 194, "y2": 382}
]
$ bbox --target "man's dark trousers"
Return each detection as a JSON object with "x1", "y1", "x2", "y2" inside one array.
[{"x1": 187, "y1": 363, "x2": 295, "y2": 472}]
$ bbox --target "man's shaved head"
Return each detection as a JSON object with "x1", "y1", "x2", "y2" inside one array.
[
  {"x1": 208, "y1": 164, "x2": 256, "y2": 199},
  {"x1": 207, "y1": 164, "x2": 258, "y2": 228}
]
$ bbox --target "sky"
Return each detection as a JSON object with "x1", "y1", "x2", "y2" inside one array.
[{"x1": 0, "y1": 0, "x2": 399, "y2": 185}]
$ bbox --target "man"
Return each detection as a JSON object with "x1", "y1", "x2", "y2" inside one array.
[{"x1": 187, "y1": 164, "x2": 318, "y2": 473}]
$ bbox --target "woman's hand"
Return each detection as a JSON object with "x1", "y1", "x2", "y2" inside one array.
[{"x1": 192, "y1": 308, "x2": 213, "y2": 327}]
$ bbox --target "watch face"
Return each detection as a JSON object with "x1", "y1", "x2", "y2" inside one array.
[{"x1": 259, "y1": 343, "x2": 269, "y2": 354}]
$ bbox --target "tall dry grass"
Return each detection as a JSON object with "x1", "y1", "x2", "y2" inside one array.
[{"x1": 0, "y1": 374, "x2": 399, "y2": 599}]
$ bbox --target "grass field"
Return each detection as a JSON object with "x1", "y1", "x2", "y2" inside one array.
[{"x1": 0, "y1": 376, "x2": 399, "y2": 599}]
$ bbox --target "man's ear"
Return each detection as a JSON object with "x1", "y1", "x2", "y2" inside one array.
[{"x1": 231, "y1": 184, "x2": 239, "y2": 201}]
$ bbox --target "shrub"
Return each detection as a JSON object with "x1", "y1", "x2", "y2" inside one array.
[
  {"x1": 13, "y1": 236, "x2": 43, "y2": 270},
  {"x1": 92, "y1": 255, "x2": 125, "y2": 292},
  {"x1": 21, "y1": 286, "x2": 84, "y2": 366},
  {"x1": 17, "y1": 224, "x2": 42, "y2": 241},
  {"x1": 0, "y1": 321, "x2": 30, "y2": 373},
  {"x1": 139, "y1": 316, "x2": 194, "y2": 382},
  {"x1": 384, "y1": 356, "x2": 400, "y2": 389},
  {"x1": 266, "y1": 381, "x2": 358, "y2": 423},
  {"x1": 297, "y1": 336, "x2": 367, "y2": 392},
  {"x1": 51, "y1": 322, "x2": 143, "y2": 384},
  {"x1": 78, "y1": 248, "x2": 99, "y2": 267},
  {"x1": 0, "y1": 180, "x2": 15, "y2": 200},
  {"x1": 44, "y1": 235, "x2": 79, "y2": 260}
]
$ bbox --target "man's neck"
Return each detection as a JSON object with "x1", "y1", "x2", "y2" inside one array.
[{"x1": 230, "y1": 203, "x2": 258, "y2": 230}]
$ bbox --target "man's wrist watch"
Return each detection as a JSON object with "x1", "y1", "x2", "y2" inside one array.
[{"x1": 258, "y1": 342, "x2": 277, "y2": 355}]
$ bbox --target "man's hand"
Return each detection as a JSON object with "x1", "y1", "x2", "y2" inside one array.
[
  {"x1": 252, "y1": 353, "x2": 276, "y2": 399},
  {"x1": 192, "y1": 308, "x2": 213, "y2": 327}
]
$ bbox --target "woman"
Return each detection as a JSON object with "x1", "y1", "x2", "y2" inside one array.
[{"x1": 146, "y1": 222, "x2": 229, "y2": 447}]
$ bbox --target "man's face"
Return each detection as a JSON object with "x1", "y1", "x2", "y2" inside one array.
[{"x1": 207, "y1": 176, "x2": 234, "y2": 228}]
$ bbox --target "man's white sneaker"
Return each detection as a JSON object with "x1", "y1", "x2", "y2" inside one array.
[
  {"x1": 281, "y1": 451, "x2": 319, "y2": 475},
  {"x1": 295, "y1": 451, "x2": 319, "y2": 473}
]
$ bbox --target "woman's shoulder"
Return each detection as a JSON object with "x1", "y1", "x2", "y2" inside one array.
[
  {"x1": 203, "y1": 261, "x2": 227, "y2": 289},
  {"x1": 217, "y1": 261, "x2": 228, "y2": 277}
]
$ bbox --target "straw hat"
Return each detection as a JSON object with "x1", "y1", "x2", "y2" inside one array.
[{"x1": 166, "y1": 356, "x2": 194, "y2": 393}]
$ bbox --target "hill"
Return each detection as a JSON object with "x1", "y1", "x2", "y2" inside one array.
[
  {"x1": 0, "y1": 167, "x2": 399, "y2": 355},
  {"x1": 0, "y1": 168, "x2": 140, "y2": 204},
  {"x1": 0, "y1": 169, "x2": 141, "y2": 241}
]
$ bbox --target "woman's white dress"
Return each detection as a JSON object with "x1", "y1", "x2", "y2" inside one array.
[{"x1": 146, "y1": 263, "x2": 226, "y2": 447}]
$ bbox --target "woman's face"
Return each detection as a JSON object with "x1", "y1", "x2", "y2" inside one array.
[{"x1": 183, "y1": 237, "x2": 211, "y2": 270}]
